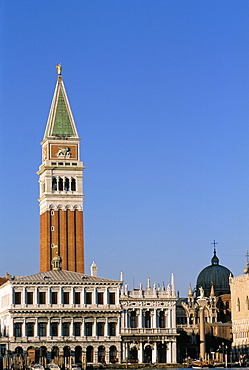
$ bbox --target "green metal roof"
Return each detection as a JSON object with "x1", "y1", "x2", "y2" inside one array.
[
  {"x1": 43, "y1": 76, "x2": 78, "y2": 140},
  {"x1": 52, "y1": 89, "x2": 75, "y2": 136}
]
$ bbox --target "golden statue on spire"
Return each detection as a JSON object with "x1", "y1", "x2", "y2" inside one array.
[{"x1": 56, "y1": 64, "x2": 62, "y2": 75}]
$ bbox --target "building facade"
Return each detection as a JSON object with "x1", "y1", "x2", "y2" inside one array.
[
  {"x1": 0, "y1": 259, "x2": 122, "y2": 367},
  {"x1": 120, "y1": 276, "x2": 177, "y2": 364},
  {"x1": 0, "y1": 266, "x2": 177, "y2": 366},
  {"x1": 230, "y1": 263, "x2": 249, "y2": 362}
]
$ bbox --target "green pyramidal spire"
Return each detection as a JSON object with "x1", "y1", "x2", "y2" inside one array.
[{"x1": 43, "y1": 65, "x2": 79, "y2": 140}]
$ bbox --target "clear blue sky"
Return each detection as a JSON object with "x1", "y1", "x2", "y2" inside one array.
[{"x1": 1, "y1": 0, "x2": 249, "y2": 295}]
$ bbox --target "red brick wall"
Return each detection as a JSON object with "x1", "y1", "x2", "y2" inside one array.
[{"x1": 40, "y1": 209, "x2": 84, "y2": 273}]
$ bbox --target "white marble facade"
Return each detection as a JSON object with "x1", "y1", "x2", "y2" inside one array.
[{"x1": 0, "y1": 266, "x2": 177, "y2": 365}]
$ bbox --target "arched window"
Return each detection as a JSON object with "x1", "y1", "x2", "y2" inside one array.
[
  {"x1": 109, "y1": 346, "x2": 117, "y2": 363},
  {"x1": 51, "y1": 346, "x2": 59, "y2": 359},
  {"x1": 75, "y1": 346, "x2": 82, "y2": 364},
  {"x1": 86, "y1": 346, "x2": 94, "y2": 363},
  {"x1": 98, "y1": 346, "x2": 105, "y2": 363}
]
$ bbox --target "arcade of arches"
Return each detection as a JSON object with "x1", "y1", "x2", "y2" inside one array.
[{"x1": 11, "y1": 345, "x2": 119, "y2": 366}]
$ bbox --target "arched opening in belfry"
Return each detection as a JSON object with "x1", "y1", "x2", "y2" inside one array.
[
  {"x1": 58, "y1": 177, "x2": 63, "y2": 191},
  {"x1": 71, "y1": 178, "x2": 76, "y2": 191},
  {"x1": 52, "y1": 177, "x2": 57, "y2": 190},
  {"x1": 64, "y1": 177, "x2": 70, "y2": 191}
]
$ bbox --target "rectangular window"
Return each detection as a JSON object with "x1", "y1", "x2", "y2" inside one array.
[
  {"x1": 85, "y1": 322, "x2": 92, "y2": 336},
  {"x1": 51, "y1": 322, "x2": 58, "y2": 336},
  {"x1": 109, "y1": 292, "x2": 115, "y2": 304},
  {"x1": 27, "y1": 292, "x2": 33, "y2": 304},
  {"x1": 62, "y1": 322, "x2": 70, "y2": 336},
  {"x1": 14, "y1": 323, "x2": 22, "y2": 337},
  {"x1": 38, "y1": 322, "x2": 47, "y2": 337},
  {"x1": 14, "y1": 292, "x2": 21, "y2": 304},
  {"x1": 97, "y1": 322, "x2": 104, "y2": 336},
  {"x1": 130, "y1": 312, "x2": 138, "y2": 328},
  {"x1": 74, "y1": 322, "x2": 81, "y2": 336},
  {"x1": 108, "y1": 322, "x2": 116, "y2": 336},
  {"x1": 26, "y1": 322, "x2": 34, "y2": 337},
  {"x1": 52, "y1": 292, "x2": 58, "y2": 304},
  {"x1": 159, "y1": 312, "x2": 165, "y2": 328},
  {"x1": 145, "y1": 313, "x2": 151, "y2": 328},
  {"x1": 74, "y1": 292, "x2": 81, "y2": 304},
  {"x1": 86, "y1": 292, "x2": 92, "y2": 304},
  {"x1": 39, "y1": 292, "x2": 46, "y2": 304},
  {"x1": 97, "y1": 292, "x2": 104, "y2": 305},
  {"x1": 63, "y1": 292, "x2": 70, "y2": 304}
]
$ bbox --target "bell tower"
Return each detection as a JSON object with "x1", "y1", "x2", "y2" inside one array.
[{"x1": 38, "y1": 65, "x2": 85, "y2": 273}]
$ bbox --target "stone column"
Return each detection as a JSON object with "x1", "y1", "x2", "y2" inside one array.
[
  {"x1": 23, "y1": 287, "x2": 26, "y2": 306},
  {"x1": 117, "y1": 316, "x2": 120, "y2": 335},
  {"x1": 167, "y1": 342, "x2": 172, "y2": 363},
  {"x1": 58, "y1": 319, "x2": 62, "y2": 337},
  {"x1": 171, "y1": 340, "x2": 177, "y2": 363},
  {"x1": 138, "y1": 343, "x2": 143, "y2": 363},
  {"x1": 153, "y1": 309, "x2": 157, "y2": 328},
  {"x1": 93, "y1": 288, "x2": 97, "y2": 304},
  {"x1": 199, "y1": 306, "x2": 205, "y2": 359},
  {"x1": 47, "y1": 317, "x2": 51, "y2": 337},
  {"x1": 70, "y1": 288, "x2": 74, "y2": 305},
  {"x1": 197, "y1": 295, "x2": 207, "y2": 360},
  {"x1": 105, "y1": 347, "x2": 109, "y2": 364},
  {"x1": 152, "y1": 343, "x2": 157, "y2": 363},
  {"x1": 58, "y1": 287, "x2": 62, "y2": 306},
  {"x1": 105, "y1": 318, "x2": 108, "y2": 336},
  {"x1": 104, "y1": 288, "x2": 108, "y2": 305},
  {"x1": 34, "y1": 318, "x2": 38, "y2": 337},
  {"x1": 139, "y1": 309, "x2": 143, "y2": 328},
  {"x1": 34, "y1": 287, "x2": 38, "y2": 307},
  {"x1": 94, "y1": 347, "x2": 98, "y2": 364},
  {"x1": 82, "y1": 318, "x2": 85, "y2": 337},
  {"x1": 48, "y1": 287, "x2": 51, "y2": 305},
  {"x1": 82, "y1": 287, "x2": 85, "y2": 305},
  {"x1": 70, "y1": 318, "x2": 74, "y2": 337},
  {"x1": 93, "y1": 318, "x2": 97, "y2": 337}
]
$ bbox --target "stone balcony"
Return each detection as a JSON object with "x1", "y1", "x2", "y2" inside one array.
[{"x1": 120, "y1": 328, "x2": 177, "y2": 335}]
